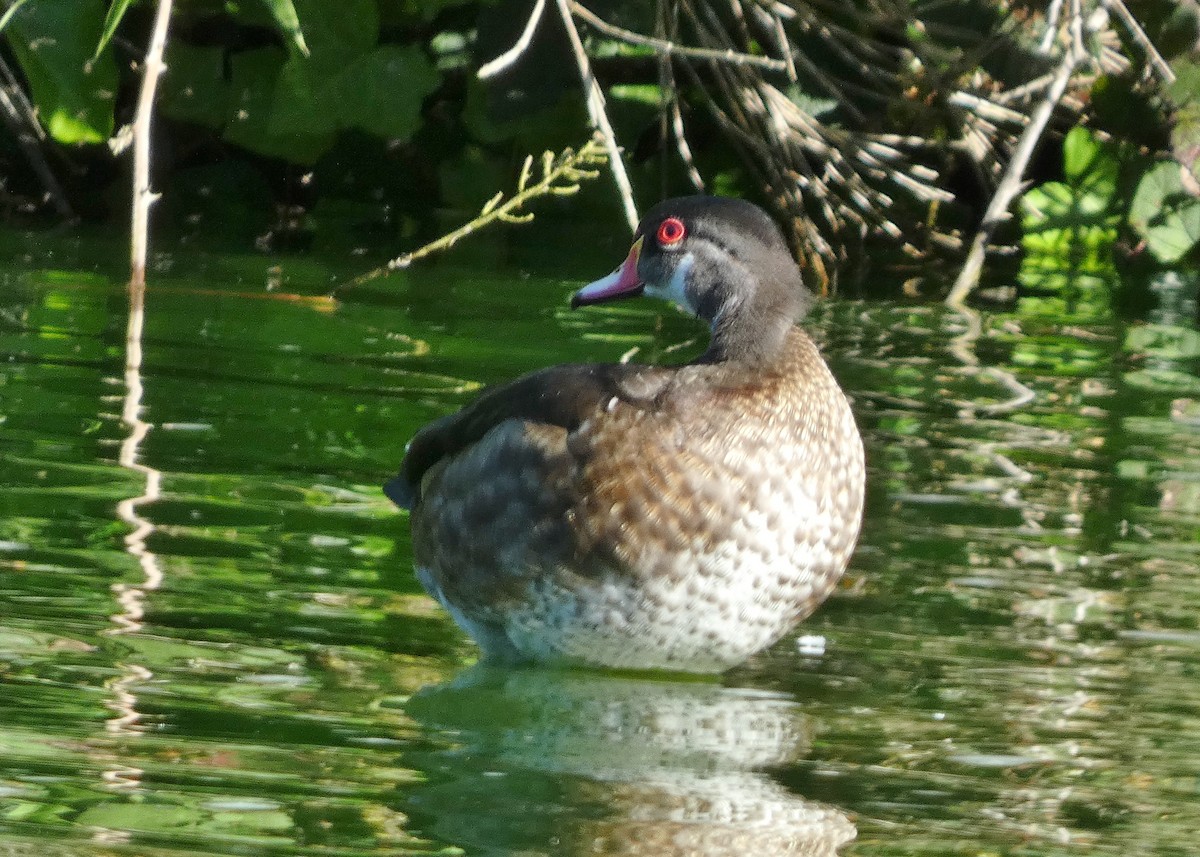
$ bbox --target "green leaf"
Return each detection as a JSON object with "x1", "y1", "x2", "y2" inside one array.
[
  {"x1": 1168, "y1": 57, "x2": 1200, "y2": 189},
  {"x1": 292, "y1": 0, "x2": 377, "y2": 70},
  {"x1": 1062, "y1": 126, "x2": 1117, "y2": 203},
  {"x1": 332, "y1": 45, "x2": 438, "y2": 140},
  {"x1": 4, "y1": 0, "x2": 117, "y2": 143},
  {"x1": 264, "y1": 44, "x2": 435, "y2": 143},
  {"x1": 1020, "y1": 128, "x2": 1126, "y2": 267},
  {"x1": 258, "y1": 0, "x2": 310, "y2": 56},
  {"x1": 213, "y1": 0, "x2": 432, "y2": 162},
  {"x1": 92, "y1": 0, "x2": 136, "y2": 61},
  {"x1": 1129, "y1": 161, "x2": 1200, "y2": 264},
  {"x1": 609, "y1": 84, "x2": 662, "y2": 107},
  {"x1": 268, "y1": 54, "x2": 337, "y2": 137},
  {"x1": 1020, "y1": 180, "x2": 1118, "y2": 263},
  {"x1": 222, "y1": 47, "x2": 333, "y2": 163},
  {"x1": 1167, "y1": 54, "x2": 1200, "y2": 110}
]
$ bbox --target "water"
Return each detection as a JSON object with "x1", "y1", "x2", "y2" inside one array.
[{"x1": 1, "y1": 237, "x2": 1198, "y2": 856}]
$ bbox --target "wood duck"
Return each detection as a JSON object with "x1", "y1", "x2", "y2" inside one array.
[{"x1": 384, "y1": 196, "x2": 865, "y2": 673}]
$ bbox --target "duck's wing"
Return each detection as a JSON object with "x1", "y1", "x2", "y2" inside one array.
[{"x1": 384, "y1": 362, "x2": 673, "y2": 510}]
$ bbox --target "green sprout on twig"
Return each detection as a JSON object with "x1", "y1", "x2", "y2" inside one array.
[{"x1": 340, "y1": 137, "x2": 607, "y2": 291}]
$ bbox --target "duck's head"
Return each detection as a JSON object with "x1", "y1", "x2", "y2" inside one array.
[{"x1": 571, "y1": 196, "x2": 811, "y2": 363}]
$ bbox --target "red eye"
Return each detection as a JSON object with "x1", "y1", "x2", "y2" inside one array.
[{"x1": 656, "y1": 217, "x2": 686, "y2": 247}]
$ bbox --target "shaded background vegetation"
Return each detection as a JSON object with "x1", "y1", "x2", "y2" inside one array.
[{"x1": 2, "y1": 0, "x2": 1200, "y2": 299}]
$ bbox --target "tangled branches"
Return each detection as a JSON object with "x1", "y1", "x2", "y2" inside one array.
[{"x1": 489, "y1": 0, "x2": 1180, "y2": 296}]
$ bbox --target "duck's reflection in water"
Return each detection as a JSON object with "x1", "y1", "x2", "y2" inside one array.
[{"x1": 402, "y1": 666, "x2": 854, "y2": 856}]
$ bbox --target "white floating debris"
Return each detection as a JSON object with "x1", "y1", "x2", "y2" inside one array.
[
  {"x1": 309, "y1": 534, "x2": 351, "y2": 548},
  {"x1": 949, "y1": 753, "x2": 1041, "y2": 768},
  {"x1": 796, "y1": 635, "x2": 826, "y2": 656}
]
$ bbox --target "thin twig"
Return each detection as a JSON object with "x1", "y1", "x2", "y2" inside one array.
[
  {"x1": 670, "y1": 96, "x2": 704, "y2": 191},
  {"x1": 570, "y1": 0, "x2": 788, "y2": 72},
  {"x1": 130, "y1": 0, "x2": 173, "y2": 287},
  {"x1": 478, "y1": 0, "x2": 547, "y2": 79},
  {"x1": 1040, "y1": 0, "x2": 1066, "y2": 53},
  {"x1": 338, "y1": 139, "x2": 607, "y2": 290},
  {"x1": 656, "y1": 0, "x2": 703, "y2": 191},
  {"x1": 946, "y1": 13, "x2": 1083, "y2": 306},
  {"x1": 556, "y1": 0, "x2": 638, "y2": 231},
  {"x1": 993, "y1": 72, "x2": 1058, "y2": 104},
  {"x1": 0, "y1": 0, "x2": 33, "y2": 33},
  {"x1": 947, "y1": 90, "x2": 1029, "y2": 126},
  {"x1": 771, "y1": 10, "x2": 797, "y2": 82}
]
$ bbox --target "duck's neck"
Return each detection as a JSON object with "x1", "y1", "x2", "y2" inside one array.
[{"x1": 699, "y1": 298, "x2": 797, "y2": 365}]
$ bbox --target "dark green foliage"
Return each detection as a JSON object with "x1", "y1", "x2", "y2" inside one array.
[
  {"x1": 0, "y1": 0, "x2": 1197, "y2": 290},
  {"x1": 160, "y1": 0, "x2": 439, "y2": 164}
]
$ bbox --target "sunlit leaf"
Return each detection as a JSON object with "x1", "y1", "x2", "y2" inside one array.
[
  {"x1": 1062, "y1": 126, "x2": 1117, "y2": 201},
  {"x1": 1021, "y1": 128, "x2": 1122, "y2": 268},
  {"x1": 92, "y1": 0, "x2": 136, "y2": 61},
  {"x1": 1020, "y1": 181, "x2": 1117, "y2": 263},
  {"x1": 609, "y1": 84, "x2": 662, "y2": 107},
  {"x1": 258, "y1": 0, "x2": 310, "y2": 56},
  {"x1": 785, "y1": 84, "x2": 839, "y2": 119},
  {"x1": 4, "y1": 0, "x2": 117, "y2": 143},
  {"x1": 1129, "y1": 161, "x2": 1200, "y2": 264}
]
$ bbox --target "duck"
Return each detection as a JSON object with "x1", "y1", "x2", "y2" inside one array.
[{"x1": 384, "y1": 195, "x2": 865, "y2": 673}]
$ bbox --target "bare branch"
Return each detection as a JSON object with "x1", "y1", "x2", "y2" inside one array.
[
  {"x1": 556, "y1": 0, "x2": 639, "y2": 231},
  {"x1": 569, "y1": 1, "x2": 788, "y2": 72},
  {"x1": 1040, "y1": 0, "x2": 1066, "y2": 53},
  {"x1": 947, "y1": 15, "x2": 1084, "y2": 306},
  {"x1": 130, "y1": 0, "x2": 173, "y2": 287},
  {"x1": 478, "y1": 0, "x2": 547, "y2": 79}
]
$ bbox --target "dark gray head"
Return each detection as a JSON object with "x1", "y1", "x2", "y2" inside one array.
[{"x1": 572, "y1": 196, "x2": 810, "y2": 363}]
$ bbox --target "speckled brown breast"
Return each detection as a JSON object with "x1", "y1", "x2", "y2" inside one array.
[{"x1": 411, "y1": 328, "x2": 864, "y2": 672}]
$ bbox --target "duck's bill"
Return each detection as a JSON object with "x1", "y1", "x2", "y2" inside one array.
[{"x1": 571, "y1": 237, "x2": 644, "y2": 307}]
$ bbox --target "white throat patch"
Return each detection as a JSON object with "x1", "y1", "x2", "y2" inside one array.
[{"x1": 645, "y1": 252, "x2": 696, "y2": 315}]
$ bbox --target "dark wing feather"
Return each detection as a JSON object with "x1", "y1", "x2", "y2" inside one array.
[{"x1": 384, "y1": 362, "x2": 673, "y2": 509}]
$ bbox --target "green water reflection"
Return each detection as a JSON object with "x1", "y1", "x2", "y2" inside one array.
[{"x1": 0, "y1": 241, "x2": 1198, "y2": 856}]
